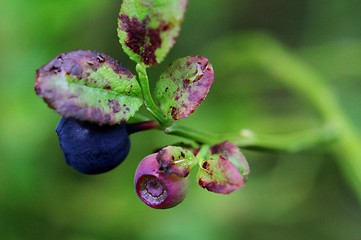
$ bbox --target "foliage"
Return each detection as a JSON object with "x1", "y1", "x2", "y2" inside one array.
[
  {"x1": 1, "y1": 0, "x2": 361, "y2": 239},
  {"x1": 35, "y1": 0, "x2": 250, "y2": 204}
]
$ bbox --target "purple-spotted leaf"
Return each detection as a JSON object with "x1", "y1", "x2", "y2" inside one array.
[
  {"x1": 154, "y1": 56, "x2": 214, "y2": 120},
  {"x1": 210, "y1": 141, "x2": 250, "y2": 181},
  {"x1": 118, "y1": 0, "x2": 188, "y2": 66},
  {"x1": 197, "y1": 156, "x2": 244, "y2": 194},
  {"x1": 35, "y1": 50, "x2": 143, "y2": 125},
  {"x1": 157, "y1": 146, "x2": 197, "y2": 177}
]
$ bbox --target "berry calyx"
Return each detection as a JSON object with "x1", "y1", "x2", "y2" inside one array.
[{"x1": 56, "y1": 117, "x2": 130, "y2": 174}]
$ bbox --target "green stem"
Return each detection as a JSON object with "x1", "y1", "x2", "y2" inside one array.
[
  {"x1": 136, "y1": 64, "x2": 170, "y2": 126},
  {"x1": 164, "y1": 122, "x2": 338, "y2": 152},
  {"x1": 196, "y1": 144, "x2": 210, "y2": 166},
  {"x1": 254, "y1": 38, "x2": 361, "y2": 201},
  {"x1": 164, "y1": 124, "x2": 220, "y2": 145},
  {"x1": 231, "y1": 125, "x2": 339, "y2": 153},
  {"x1": 130, "y1": 112, "x2": 337, "y2": 153}
]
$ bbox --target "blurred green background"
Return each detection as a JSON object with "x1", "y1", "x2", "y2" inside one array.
[{"x1": 1, "y1": 0, "x2": 361, "y2": 239}]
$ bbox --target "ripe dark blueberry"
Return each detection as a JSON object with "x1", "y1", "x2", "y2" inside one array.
[
  {"x1": 56, "y1": 117, "x2": 130, "y2": 174},
  {"x1": 134, "y1": 153, "x2": 189, "y2": 209}
]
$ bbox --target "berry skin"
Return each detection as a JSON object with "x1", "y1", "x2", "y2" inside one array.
[
  {"x1": 134, "y1": 153, "x2": 189, "y2": 209},
  {"x1": 56, "y1": 117, "x2": 130, "y2": 174}
]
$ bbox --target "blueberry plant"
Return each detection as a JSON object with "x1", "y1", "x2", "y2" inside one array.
[{"x1": 34, "y1": 0, "x2": 340, "y2": 209}]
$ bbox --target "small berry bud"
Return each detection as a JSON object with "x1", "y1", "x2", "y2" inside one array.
[{"x1": 197, "y1": 141, "x2": 250, "y2": 194}]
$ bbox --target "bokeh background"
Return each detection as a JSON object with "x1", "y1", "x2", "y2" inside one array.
[{"x1": 1, "y1": 0, "x2": 361, "y2": 239}]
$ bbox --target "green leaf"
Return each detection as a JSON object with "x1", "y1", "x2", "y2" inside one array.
[
  {"x1": 35, "y1": 50, "x2": 143, "y2": 125},
  {"x1": 156, "y1": 146, "x2": 197, "y2": 177},
  {"x1": 118, "y1": 0, "x2": 188, "y2": 66},
  {"x1": 154, "y1": 56, "x2": 214, "y2": 120}
]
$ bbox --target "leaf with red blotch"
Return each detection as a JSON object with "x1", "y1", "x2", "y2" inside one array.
[
  {"x1": 118, "y1": 0, "x2": 188, "y2": 66},
  {"x1": 154, "y1": 56, "x2": 214, "y2": 120},
  {"x1": 35, "y1": 50, "x2": 143, "y2": 125}
]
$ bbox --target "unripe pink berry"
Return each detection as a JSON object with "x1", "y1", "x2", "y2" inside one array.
[{"x1": 134, "y1": 153, "x2": 189, "y2": 209}]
